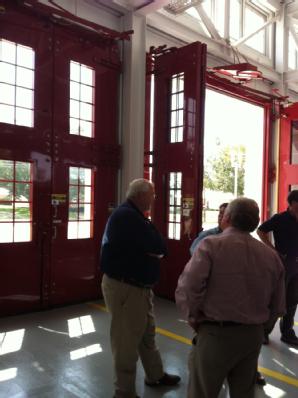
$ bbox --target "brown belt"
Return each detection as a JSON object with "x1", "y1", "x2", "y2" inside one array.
[
  {"x1": 202, "y1": 320, "x2": 244, "y2": 327},
  {"x1": 108, "y1": 275, "x2": 153, "y2": 289}
]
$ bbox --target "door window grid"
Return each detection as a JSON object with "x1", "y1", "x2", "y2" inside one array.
[
  {"x1": 68, "y1": 166, "x2": 94, "y2": 239},
  {"x1": 0, "y1": 39, "x2": 35, "y2": 128},
  {"x1": 168, "y1": 172, "x2": 182, "y2": 240},
  {"x1": 0, "y1": 160, "x2": 32, "y2": 243},
  {"x1": 69, "y1": 61, "x2": 95, "y2": 138},
  {"x1": 170, "y1": 73, "x2": 184, "y2": 143}
]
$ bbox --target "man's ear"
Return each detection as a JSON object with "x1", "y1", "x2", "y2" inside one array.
[{"x1": 221, "y1": 213, "x2": 231, "y2": 229}]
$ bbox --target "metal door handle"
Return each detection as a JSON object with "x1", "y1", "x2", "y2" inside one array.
[
  {"x1": 52, "y1": 225, "x2": 57, "y2": 239},
  {"x1": 53, "y1": 205, "x2": 58, "y2": 218}
]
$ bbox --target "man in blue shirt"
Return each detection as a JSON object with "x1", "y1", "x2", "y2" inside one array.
[
  {"x1": 258, "y1": 190, "x2": 298, "y2": 346},
  {"x1": 190, "y1": 203, "x2": 228, "y2": 255},
  {"x1": 101, "y1": 178, "x2": 180, "y2": 398}
]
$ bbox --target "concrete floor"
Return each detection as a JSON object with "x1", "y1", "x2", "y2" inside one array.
[{"x1": 0, "y1": 297, "x2": 297, "y2": 398}]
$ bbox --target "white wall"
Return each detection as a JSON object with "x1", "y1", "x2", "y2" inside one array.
[{"x1": 39, "y1": 0, "x2": 122, "y2": 31}]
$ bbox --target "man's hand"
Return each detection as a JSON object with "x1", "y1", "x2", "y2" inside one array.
[{"x1": 257, "y1": 229, "x2": 276, "y2": 251}]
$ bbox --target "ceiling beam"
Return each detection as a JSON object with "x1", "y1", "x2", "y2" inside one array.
[
  {"x1": 136, "y1": 0, "x2": 170, "y2": 15},
  {"x1": 194, "y1": 3, "x2": 225, "y2": 43},
  {"x1": 288, "y1": 17, "x2": 298, "y2": 52},
  {"x1": 147, "y1": 11, "x2": 280, "y2": 83},
  {"x1": 260, "y1": 0, "x2": 280, "y2": 12},
  {"x1": 287, "y1": 1, "x2": 298, "y2": 16},
  {"x1": 284, "y1": 69, "x2": 298, "y2": 83},
  {"x1": 232, "y1": 13, "x2": 279, "y2": 47}
]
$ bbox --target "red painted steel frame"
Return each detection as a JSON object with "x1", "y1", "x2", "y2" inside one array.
[
  {"x1": 278, "y1": 103, "x2": 298, "y2": 211},
  {"x1": 152, "y1": 42, "x2": 206, "y2": 299},
  {"x1": 144, "y1": 54, "x2": 153, "y2": 181},
  {"x1": 0, "y1": 2, "x2": 120, "y2": 315}
]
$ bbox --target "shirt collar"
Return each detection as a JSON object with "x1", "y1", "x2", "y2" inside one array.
[
  {"x1": 222, "y1": 226, "x2": 250, "y2": 235},
  {"x1": 126, "y1": 199, "x2": 148, "y2": 219}
]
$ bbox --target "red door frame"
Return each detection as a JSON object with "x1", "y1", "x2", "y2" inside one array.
[
  {"x1": 206, "y1": 73, "x2": 275, "y2": 222},
  {"x1": 278, "y1": 102, "x2": 298, "y2": 211}
]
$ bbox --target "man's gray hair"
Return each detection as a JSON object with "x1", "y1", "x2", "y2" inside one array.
[
  {"x1": 225, "y1": 197, "x2": 259, "y2": 232},
  {"x1": 126, "y1": 178, "x2": 153, "y2": 199}
]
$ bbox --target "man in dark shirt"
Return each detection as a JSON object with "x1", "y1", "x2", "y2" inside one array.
[
  {"x1": 257, "y1": 190, "x2": 298, "y2": 346},
  {"x1": 101, "y1": 178, "x2": 180, "y2": 398}
]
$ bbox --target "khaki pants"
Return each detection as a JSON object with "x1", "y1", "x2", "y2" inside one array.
[
  {"x1": 102, "y1": 274, "x2": 164, "y2": 398},
  {"x1": 188, "y1": 323, "x2": 263, "y2": 398}
]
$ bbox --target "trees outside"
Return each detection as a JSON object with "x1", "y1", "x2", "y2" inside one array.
[
  {"x1": 0, "y1": 160, "x2": 31, "y2": 221},
  {"x1": 204, "y1": 145, "x2": 246, "y2": 198},
  {"x1": 0, "y1": 160, "x2": 31, "y2": 200}
]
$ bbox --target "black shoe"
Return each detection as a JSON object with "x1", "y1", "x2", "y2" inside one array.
[
  {"x1": 145, "y1": 372, "x2": 181, "y2": 387},
  {"x1": 256, "y1": 371, "x2": 266, "y2": 386},
  {"x1": 263, "y1": 333, "x2": 269, "y2": 345},
  {"x1": 281, "y1": 332, "x2": 298, "y2": 346}
]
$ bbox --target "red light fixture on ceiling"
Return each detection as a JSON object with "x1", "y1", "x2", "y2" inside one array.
[{"x1": 210, "y1": 62, "x2": 263, "y2": 83}]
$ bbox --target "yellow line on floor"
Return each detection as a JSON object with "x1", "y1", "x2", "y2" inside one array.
[
  {"x1": 89, "y1": 302, "x2": 298, "y2": 388},
  {"x1": 155, "y1": 327, "x2": 192, "y2": 345},
  {"x1": 258, "y1": 367, "x2": 298, "y2": 388},
  {"x1": 89, "y1": 302, "x2": 108, "y2": 312}
]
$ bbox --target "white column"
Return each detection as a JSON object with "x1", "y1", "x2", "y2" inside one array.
[
  {"x1": 120, "y1": 12, "x2": 146, "y2": 199},
  {"x1": 271, "y1": 4, "x2": 286, "y2": 212},
  {"x1": 274, "y1": 3, "x2": 287, "y2": 94}
]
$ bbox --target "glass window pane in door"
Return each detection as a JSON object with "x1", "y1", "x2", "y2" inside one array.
[
  {"x1": 0, "y1": 83, "x2": 15, "y2": 105},
  {"x1": 68, "y1": 166, "x2": 93, "y2": 239},
  {"x1": 0, "y1": 160, "x2": 32, "y2": 243},
  {"x1": 69, "y1": 61, "x2": 95, "y2": 138},
  {"x1": 15, "y1": 203, "x2": 30, "y2": 221},
  {"x1": 16, "y1": 45, "x2": 34, "y2": 69},
  {"x1": 0, "y1": 40, "x2": 16, "y2": 64},
  {"x1": 0, "y1": 104, "x2": 14, "y2": 124},
  {"x1": 14, "y1": 222, "x2": 31, "y2": 242},
  {"x1": 0, "y1": 159, "x2": 14, "y2": 180},
  {"x1": 16, "y1": 162, "x2": 31, "y2": 181},
  {"x1": 0, "y1": 223, "x2": 13, "y2": 242},
  {"x1": 15, "y1": 107, "x2": 33, "y2": 128}
]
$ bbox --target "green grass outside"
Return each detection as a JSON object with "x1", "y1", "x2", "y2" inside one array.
[{"x1": 0, "y1": 207, "x2": 30, "y2": 220}]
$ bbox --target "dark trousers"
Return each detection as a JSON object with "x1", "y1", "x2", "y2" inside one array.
[
  {"x1": 280, "y1": 274, "x2": 298, "y2": 336},
  {"x1": 188, "y1": 324, "x2": 263, "y2": 398}
]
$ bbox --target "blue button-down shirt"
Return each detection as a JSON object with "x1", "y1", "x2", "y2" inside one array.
[{"x1": 190, "y1": 226, "x2": 221, "y2": 255}]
